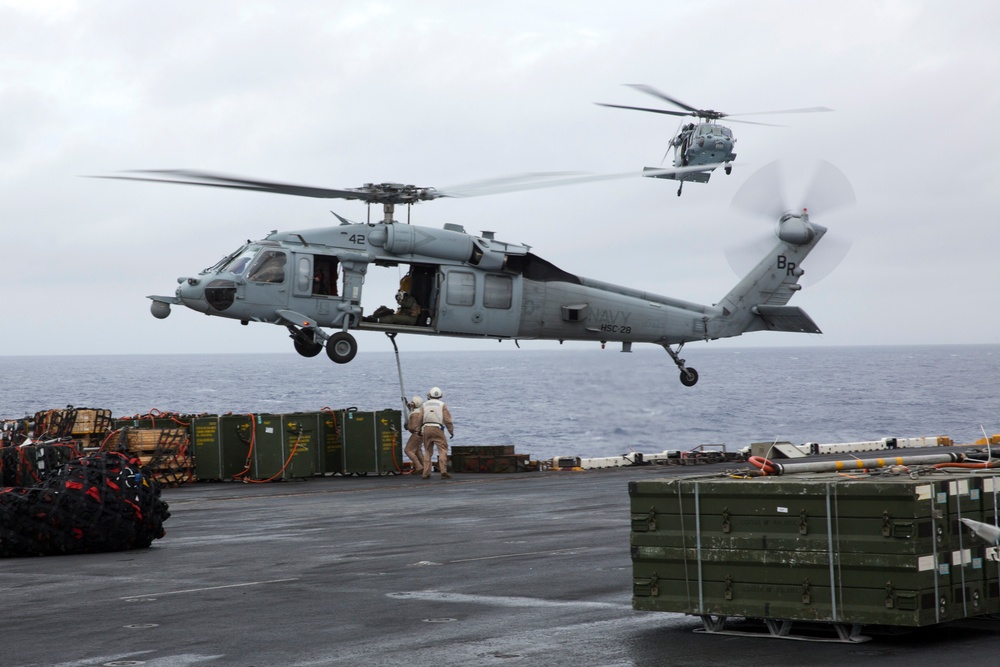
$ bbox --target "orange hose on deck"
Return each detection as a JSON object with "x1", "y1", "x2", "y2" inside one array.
[{"x1": 748, "y1": 456, "x2": 777, "y2": 475}]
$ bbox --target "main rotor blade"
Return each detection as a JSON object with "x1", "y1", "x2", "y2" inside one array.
[
  {"x1": 437, "y1": 163, "x2": 725, "y2": 198},
  {"x1": 624, "y1": 84, "x2": 701, "y2": 114},
  {"x1": 440, "y1": 172, "x2": 586, "y2": 193},
  {"x1": 728, "y1": 106, "x2": 834, "y2": 117},
  {"x1": 93, "y1": 164, "x2": 725, "y2": 207},
  {"x1": 594, "y1": 102, "x2": 693, "y2": 118},
  {"x1": 94, "y1": 170, "x2": 371, "y2": 200},
  {"x1": 719, "y1": 118, "x2": 784, "y2": 127}
]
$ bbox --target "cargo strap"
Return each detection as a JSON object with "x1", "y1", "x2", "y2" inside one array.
[{"x1": 825, "y1": 483, "x2": 839, "y2": 621}]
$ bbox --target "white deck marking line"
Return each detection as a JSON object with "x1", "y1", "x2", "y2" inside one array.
[
  {"x1": 389, "y1": 591, "x2": 630, "y2": 610},
  {"x1": 448, "y1": 548, "x2": 581, "y2": 563},
  {"x1": 120, "y1": 577, "x2": 299, "y2": 599}
]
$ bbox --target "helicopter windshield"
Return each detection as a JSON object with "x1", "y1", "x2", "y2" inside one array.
[
  {"x1": 246, "y1": 249, "x2": 287, "y2": 284},
  {"x1": 222, "y1": 246, "x2": 257, "y2": 276}
]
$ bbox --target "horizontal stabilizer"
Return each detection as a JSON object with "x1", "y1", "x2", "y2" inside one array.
[
  {"x1": 643, "y1": 166, "x2": 712, "y2": 183},
  {"x1": 753, "y1": 305, "x2": 821, "y2": 334}
]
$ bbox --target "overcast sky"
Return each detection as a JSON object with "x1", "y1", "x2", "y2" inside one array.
[{"x1": 3, "y1": 0, "x2": 998, "y2": 357}]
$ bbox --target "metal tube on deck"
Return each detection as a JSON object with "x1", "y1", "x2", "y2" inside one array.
[{"x1": 766, "y1": 452, "x2": 967, "y2": 476}]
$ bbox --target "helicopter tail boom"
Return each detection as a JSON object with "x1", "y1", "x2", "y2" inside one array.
[{"x1": 710, "y1": 220, "x2": 826, "y2": 340}]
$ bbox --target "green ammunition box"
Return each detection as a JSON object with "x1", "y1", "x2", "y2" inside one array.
[
  {"x1": 244, "y1": 413, "x2": 315, "y2": 481},
  {"x1": 277, "y1": 413, "x2": 318, "y2": 480},
  {"x1": 316, "y1": 409, "x2": 344, "y2": 475},
  {"x1": 630, "y1": 475, "x2": 992, "y2": 554},
  {"x1": 375, "y1": 409, "x2": 403, "y2": 473},
  {"x1": 629, "y1": 472, "x2": 1000, "y2": 627},
  {"x1": 338, "y1": 409, "x2": 402, "y2": 475},
  {"x1": 191, "y1": 414, "x2": 259, "y2": 481}
]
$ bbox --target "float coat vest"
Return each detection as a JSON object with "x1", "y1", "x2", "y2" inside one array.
[{"x1": 422, "y1": 399, "x2": 445, "y2": 427}]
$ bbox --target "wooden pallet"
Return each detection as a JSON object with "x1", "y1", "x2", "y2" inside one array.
[{"x1": 107, "y1": 427, "x2": 195, "y2": 487}]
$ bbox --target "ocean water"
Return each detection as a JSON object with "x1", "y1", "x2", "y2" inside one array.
[{"x1": 2, "y1": 345, "x2": 998, "y2": 461}]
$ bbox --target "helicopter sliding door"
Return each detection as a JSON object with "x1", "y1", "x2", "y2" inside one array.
[
  {"x1": 289, "y1": 252, "x2": 344, "y2": 327},
  {"x1": 435, "y1": 267, "x2": 521, "y2": 337}
]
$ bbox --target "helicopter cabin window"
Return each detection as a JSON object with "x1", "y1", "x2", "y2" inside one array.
[
  {"x1": 296, "y1": 258, "x2": 311, "y2": 293},
  {"x1": 246, "y1": 250, "x2": 287, "y2": 283},
  {"x1": 445, "y1": 271, "x2": 475, "y2": 307},
  {"x1": 483, "y1": 274, "x2": 512, "y2": 309}
]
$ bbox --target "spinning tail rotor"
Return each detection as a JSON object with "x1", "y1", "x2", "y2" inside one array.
[{"x1": 726, "y1": 160, "x2": 855, "y2": 285}]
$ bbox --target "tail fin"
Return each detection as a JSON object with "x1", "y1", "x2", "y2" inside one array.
[{"x1": 711, "y1": 214, "x2": 826, "y2": 338}]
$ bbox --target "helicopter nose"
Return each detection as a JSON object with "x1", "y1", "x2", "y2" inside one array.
[{"x1": 176, "y1": 278, "x2": 211, "y2": 313}]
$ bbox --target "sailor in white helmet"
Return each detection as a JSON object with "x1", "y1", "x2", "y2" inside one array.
[
  {"x1": 420, "y1": 386, "x2": 454, "y2": 479},
  {"x1": 403, "y1": 396, "x2": 426, "y2": 476}
]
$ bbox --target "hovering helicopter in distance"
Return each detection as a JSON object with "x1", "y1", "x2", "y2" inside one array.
[
  {"x1": 596, "y1": 84, "x2": 833, "y2": 196},
  {"x1": 97, "y1": 162, "x2": 849, "y2": 387}
]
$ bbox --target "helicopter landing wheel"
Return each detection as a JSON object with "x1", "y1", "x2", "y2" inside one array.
[
  {"x1": 294, "y1": 337, "x2": 323, "y2": 358},
  {"x1": 680, "y1": 368, "x2": 699, "y2": 387},
  {"x1": 326, "y1": 332, "x2": 358, "y2": 364},
  {"x1": 725, "y1": 164, "x2": 732, "y2": 175}
]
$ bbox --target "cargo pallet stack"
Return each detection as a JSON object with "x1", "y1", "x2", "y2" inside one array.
[
  {"x1": 450, "y1": 445, "x2": 533, "y2": 473},
  {"x1": 630, "y1": 467, "x2": 1000, "y2": 642},
  {"x1": 106, "y1": 422, "x2": 194, "y2": 488}
]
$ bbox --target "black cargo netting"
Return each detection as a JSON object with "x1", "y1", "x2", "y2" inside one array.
[
  {"x1": 0, "y1": 443, "x2": 82, "y2": 487},
  {"x1": 0, "y1": 451, "x2": 170, "y2": 557}
]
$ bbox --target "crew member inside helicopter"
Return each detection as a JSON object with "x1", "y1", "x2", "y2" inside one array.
[
  {"x1": 363, "y1": 273, "x2": 421, "y2": 325},
  {"x1": 312, "y1": 256, "x2": 339, "y2": 296},
  {"x1": 672, "y1": 123, "x2": 695, "y2": 165}
]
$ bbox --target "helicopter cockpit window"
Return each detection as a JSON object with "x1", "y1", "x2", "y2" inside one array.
[
  {"x1": 223, "y1": 247, "x2": 257, "y2": 276},
  {"x1": 483, "y1": 274, "x2": 512, "y2": 309},
  {"x1": 721, "y1": 127, "x2": 733, "y2": 138},
  {"x1": 246, "y1": 250, "x2": 287, "y2": 283}
]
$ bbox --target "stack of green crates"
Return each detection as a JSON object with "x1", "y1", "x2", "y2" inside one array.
[
  {"x1": 184, "y1": 409, "x2": 402, "y2": 480},
  {"x1": 337, "y1": 409, "x2": 402, "y2": 475},
  {"x1": 630, "y1": 472, "x2": 1000, "y2": 627},
  {"x1": 189, "y1": 413, "x2": 315, "y2": 481}
]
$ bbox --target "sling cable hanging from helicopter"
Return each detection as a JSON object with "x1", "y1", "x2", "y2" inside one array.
[
  {"x1": 384, "y1": 333, "x2": 408, "y2": 474},
  {"x1": 385, "y1": 333, "x2": 410, "y2": 414}
]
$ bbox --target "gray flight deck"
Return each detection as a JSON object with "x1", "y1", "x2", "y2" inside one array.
[{"x1": 5, "y1": 463, "x2": 1000, "y2": 666}]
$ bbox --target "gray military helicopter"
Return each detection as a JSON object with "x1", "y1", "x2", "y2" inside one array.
[
  {"x1": 596, "y1": 84, "x2": 833, "y2": 196},
  {"x1": 100, "y1": 163, "x2": 848, "y2": 386}
]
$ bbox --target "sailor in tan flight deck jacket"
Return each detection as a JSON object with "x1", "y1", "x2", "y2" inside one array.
[
  {"x1": 420, "y1": 387, "x2": 454, "y2": 479},
  {"x1": 403, "y1": 396, "x2": 426, "y2": 476}
]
